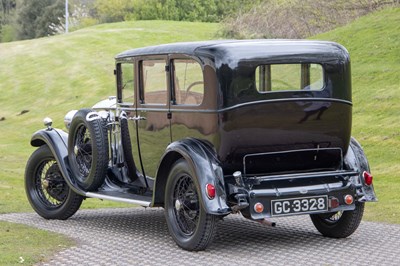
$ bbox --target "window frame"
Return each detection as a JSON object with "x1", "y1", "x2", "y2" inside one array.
[
  {"x1": 255, "y1": 63, "x2": 326, "y2": 93},
  {"x1": 170, "y1": 55, "x2": 205, "y2": 107},
  {"x1": 138, "y1": 56, "x2": 169, "y2": 106}
]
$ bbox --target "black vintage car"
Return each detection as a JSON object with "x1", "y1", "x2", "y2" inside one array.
[{"x1": 25, "y1": 40, "x2": 377, "y2": 251}]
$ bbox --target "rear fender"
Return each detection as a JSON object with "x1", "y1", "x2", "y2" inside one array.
[
  {"x1": 344, "y1": 137, "x2": 377, "y2": 202},
  {"x1": 153, "y1": 138, "x2": 230, "y2": 215},
  {"x1": 30, "y1": 128, "x2": 86, "y2": 196}
]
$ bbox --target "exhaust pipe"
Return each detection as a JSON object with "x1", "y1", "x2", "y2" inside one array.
[{"x1": 257, "y1": 219, "x2": 276, "y2": 227}]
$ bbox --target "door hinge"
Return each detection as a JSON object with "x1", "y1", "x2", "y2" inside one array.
[{"x1": 165, "y1": 65, "x2": 170, "y2": 72}]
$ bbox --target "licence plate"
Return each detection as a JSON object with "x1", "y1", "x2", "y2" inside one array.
[{"x1": 271, "y1": 196, "x2": 328, "y2": 217}]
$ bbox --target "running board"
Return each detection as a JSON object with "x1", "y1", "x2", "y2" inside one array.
[{"x1": 85, "y1": 191, "x2": 152, "y2": 207}]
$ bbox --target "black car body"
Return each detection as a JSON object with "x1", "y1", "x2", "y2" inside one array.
[{"x1": 26, "y1": 40, "x2": 377, "y2": 251}]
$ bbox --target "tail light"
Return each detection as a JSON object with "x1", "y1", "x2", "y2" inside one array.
[
  {"x1": 363, "y1": 171, "x2": 373, "y2": 186},
  {"x1": 344, "y1": 195, "x2": 354, "y2": 205},
  {"x1": 254, "y1": 202, "x2": 264, "y2": 213},
  {"x1": 329, "y1": 197, "x2": 339, "y2": 209},
  {"x1": 206, "y1": 184, "x2": 216, "y2": 199}
]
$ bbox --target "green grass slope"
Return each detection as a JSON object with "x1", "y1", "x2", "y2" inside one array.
[
  {"x1": 312, "y1": 7, "x2": 400, "y2": 223},
  {"x1": 0, "y1": 20, "x2": 218, "y2": 214}
]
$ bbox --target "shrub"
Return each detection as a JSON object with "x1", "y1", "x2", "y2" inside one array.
[{"x1": 220, "y1": 0, "x2": 400, "y2": 39}]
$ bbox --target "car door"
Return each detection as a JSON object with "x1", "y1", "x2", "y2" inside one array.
[{"x1": 135, "y1": 56, "x2": 171, "y2": 179}]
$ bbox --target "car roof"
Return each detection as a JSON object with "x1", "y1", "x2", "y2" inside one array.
[{"x1": 115, "y1": 39, "x2": 349, "y2": 67}]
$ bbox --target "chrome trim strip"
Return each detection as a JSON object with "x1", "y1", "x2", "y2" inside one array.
[
  {"x1": 247, "y1": 170, "x2": 359, "y2": 182},
  {"x1": 85, "y1": 192, "x2": 151, "y2": 207},
  {"x1": 130, "y1": 98, "x2": 352, "y2": 114},
  {"x1": 251, "y1": 182, "x2": 351, "y2": 197},
  {"x1": 219, "y1": 98, "x2": 352, "y2": 113}
]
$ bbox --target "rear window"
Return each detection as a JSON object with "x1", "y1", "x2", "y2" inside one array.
[{"x1": 256, "y1": 64, "x2": 324, "y2": 92}]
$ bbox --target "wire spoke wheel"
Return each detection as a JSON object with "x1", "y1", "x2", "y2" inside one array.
[
  {"x1": 25, "y1": 145, "x2": 83, "y2": 220},
  {"x1": 34, "y1": 159, "x2": 68, "y2": 208},
  {"x1": 310, "y1": 203, "x2": 364, "y2": 238},
  {"x1": 323, "y1": 211, "x2": 343, "y2": 223},
  {"x1": 68, "y1": 109, "x2": 109, "y2": 191},
  {"x1": 173, "y1": 174, "x2": 199, "y2": 236},
  {"x1": 165, "y1": 159, "x2": 217, "y2": 251},
  {"x1": 73, "y1": 124, "x2": 93, "y2": 178}
]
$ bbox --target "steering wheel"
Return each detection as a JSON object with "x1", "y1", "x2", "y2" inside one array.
[
  {"x1": 184, "y1": 81, "x2": 204, "y2": 105},
  {"x1": 186, "y1": 81, "x2": 204, "y2": 94}
]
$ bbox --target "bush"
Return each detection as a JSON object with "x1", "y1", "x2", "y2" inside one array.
[
  {"x1": 220, "y1": 0, "x2": 400, "y2": 39},
  {"x1": 94, "y1": 0, "x2": 134, "y2": 23},
  {"x1": 0, "y1": 24, "x2": 15, "y2": 42}
]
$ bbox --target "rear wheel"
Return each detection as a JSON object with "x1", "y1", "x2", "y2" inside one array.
[
  {"x1": 68, "y1": 109, "x2": 109, "y2": 191},
  {"x1": 164, "y1": 159, "x2": 217, "y2": 251},
  {"x1": 310, "y1": 202, "x2": 364, "y2": 238},
  {"x1": 25, "y1": 145, "x2": 83, "y2": 220}
]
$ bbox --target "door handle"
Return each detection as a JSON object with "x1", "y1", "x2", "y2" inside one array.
[{"x1": 129, "y1": 116, "x2": 147, "y2": 121}]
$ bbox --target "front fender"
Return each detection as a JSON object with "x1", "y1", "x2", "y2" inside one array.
[
  {"x1": 31, "y1": 128, "x2": 86, "y2": 196},
  {"x1": 344, "y1": 137, "x2": 377, "y2": 202},
  {"x1": 154, "y1": 138, "x2": 230, "y2": 215}
]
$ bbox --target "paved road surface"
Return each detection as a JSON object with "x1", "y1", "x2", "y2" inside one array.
[{"x1": 1, "y1": 208, "x2": 399, "y2": 265}]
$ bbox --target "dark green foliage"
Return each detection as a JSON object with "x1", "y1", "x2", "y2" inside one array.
[
  {"x1": 16, "y1": 0, "x2": 66, "y2": 40},
  {"x1": 104, "y1": 0, "x2": 258, "y2": 23},
  {"x1": 93, "y1": 0, "x2": 134, "y2": 23},
  {"x1": 0, "y1": 0, "x2": 16, "y2": 42},
  {"x1": 0, "y1": 0, "x2": 16, "y2": 23}
]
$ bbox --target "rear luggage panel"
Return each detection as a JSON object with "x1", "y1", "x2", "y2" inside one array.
[{"x1": 218, "y1": 100, "x2": 352, "y2": 174}]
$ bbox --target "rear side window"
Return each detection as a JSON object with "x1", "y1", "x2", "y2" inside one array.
[
  {"x1": 140, "y1": 59, "x2": 167, "y2": 105},
  {"x1": 256, "y1": 64, "x2": 324, "y2": 92},
  {"x1": 173, "y1": 59, "x2": 204, "y2": 105}
]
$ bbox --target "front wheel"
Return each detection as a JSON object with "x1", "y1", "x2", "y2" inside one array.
[
  {"x1": 25, "y1": 145, "x2": 83, "y2": 220},
  {"x1": 310, "y1": 202, "x2": 364, "y2": 238},
  {"x1": 164, "y1": 159, "x2": 217, "y2": 251}
]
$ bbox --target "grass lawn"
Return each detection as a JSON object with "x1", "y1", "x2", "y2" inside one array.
[
  {"x1": 0, "y1": 221, "x2": 75, "y2": 265},
  {"x1": 312, "y1": 7, "x2": 400, "y2": 223}
]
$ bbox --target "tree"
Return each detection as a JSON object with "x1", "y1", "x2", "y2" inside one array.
[
  {"x1": 0, "y1": 0, "x2": 16, "y2": 42},
  {"x1": 16, "y1": 0, "x2": 66, "y2": 40},
  {"x1": 0, "y1": 0, "x2": 16, "y2": 23}
]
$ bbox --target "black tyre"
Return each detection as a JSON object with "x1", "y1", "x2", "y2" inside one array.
[
  {"x1": 25, "y1": 145, "x2": 83, "y2": 220},
  {"x1": 164, "y1": 159, "x2": 217, "y2": 251},
  {"x1": 310, "y1": 202, "x2": 364, "y2": 238},
  {"x1": 68, "y1": 109, "x2": 109, "y2": 191}
]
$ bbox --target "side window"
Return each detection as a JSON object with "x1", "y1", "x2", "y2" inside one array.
[
  {"x1": 173, "y1": 59, "x2": 204, "y2": 105},
  {"x1": 141, "y1": 59, "x2": 167, "y2": 105},
  {"x1": 119, "y1": 63, "x2": 135, "y2": 105},
  {"x1": 256, "y1": 64, "x2": 324, "y2": 92}
]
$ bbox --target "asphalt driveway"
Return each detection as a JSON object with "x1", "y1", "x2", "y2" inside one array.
[{"x1": 1, "y1": 208, "x2": 399, "y2": 265}]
